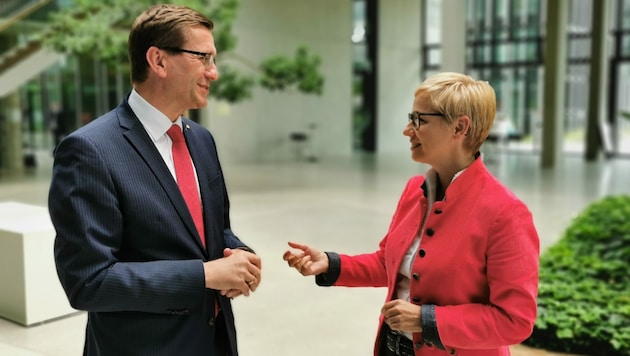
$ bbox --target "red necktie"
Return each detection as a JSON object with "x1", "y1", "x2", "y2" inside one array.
[
  {"x1": 166, "y1": 125, "x2": 205, "y2": 247},
  {"x1": 167, "y1": 125, "x2": 219, "y2": 316}
]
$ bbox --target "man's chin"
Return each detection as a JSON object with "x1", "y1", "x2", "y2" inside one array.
[{"x1": 193, "y1": 99, "x2": 209, "y2": 109}]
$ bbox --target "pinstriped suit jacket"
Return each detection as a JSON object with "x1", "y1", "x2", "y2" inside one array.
[{"x1": 49, "y1": 97, "x2": 249, "y2": 356}]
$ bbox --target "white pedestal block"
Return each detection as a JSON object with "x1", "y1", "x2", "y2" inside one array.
[{"x1": 0, "y1": 201, "x2": 76, "y2": 326}]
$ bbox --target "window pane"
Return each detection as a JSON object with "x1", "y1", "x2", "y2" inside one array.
[{"x1": 425, "y1": 0, "x2": 442, "y2": 44}]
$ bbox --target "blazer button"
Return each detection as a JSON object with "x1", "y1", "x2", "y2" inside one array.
[
  {"x1": 434, "y1": 209, "x2": 443, "y2": 214},
  {"x1": 449, "y1": 349, "x2": 457, "y2": 354},
  {"x1": 412, "y1": 273, "x2": 420, "y2": 281},
  {"x1": 412, "y1": 296, "x2": 420, "y2": 303},
  {"x1": 207, "y1": 316, "x2": 216, "y2": 326},
  {"x1": 414, "y1": 343, "x2": 423, "y2": 349},
  {"x1": 426, "y1": 228, "x2": 434, "y2": 236},
  {"x1": 418, "y1": 249, "x2": 426, "y2": 257}
]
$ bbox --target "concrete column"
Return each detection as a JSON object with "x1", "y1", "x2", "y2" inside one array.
[
  {"x1": 440, "y1": 0, "x2": 466, "y2": 73},
  {"x1": 585, "y1": 0, "x2": 611, "y2": 160},
  {"x1": 541, "y1": 0, "x2": 569, "y2": 168},
  {"x1": 375, "y1": 0, "x2": 422, "y2": 154},
  {"x1": 0, "y1": 91, "x2": 23, "y2": 174}
]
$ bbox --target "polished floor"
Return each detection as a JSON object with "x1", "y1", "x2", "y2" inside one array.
[{"x1": 1, "y1": 146, "x2": 629, "y2": 356}]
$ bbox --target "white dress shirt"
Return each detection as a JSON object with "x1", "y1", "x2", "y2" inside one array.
[{"x1": 127, "y1": 89, "x2": 200, "y2": 193}]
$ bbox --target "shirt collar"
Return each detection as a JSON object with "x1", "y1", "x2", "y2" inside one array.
[
  {"x1": 450, "y1": 152, "x2": 481, "y2": 184},
  {"x1": 422, "y1": 153, "x2": 481, "y2": 200},
  {"x1": 128, "y1": 89, "x2": 182, "y2": 142}
]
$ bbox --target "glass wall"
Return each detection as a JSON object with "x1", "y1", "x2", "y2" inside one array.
[
  {"x1": 1, "y1": 0, "x2": 131, "y2": 155},
  {"x1": 612, "y1": 0, "x2": 630, "y2": 155},
  {"x1": 422, "y1": 0, "x2": 630, "y2": 158},
  {"x1": 422, "y1": 0, "x2": 442, "y2": 76},
  {"x1": 15, "y1": 56, "x2": 129, "y2": 153},
  {"x1": 351, "y1": 0, "x2": 377, "y2": 152},
  {"x1": 472, "y1": 0, "x2": 544, "y2": 152},
  {"x1": 565, "y1": 0, "x2": 591, "y2": 154}
]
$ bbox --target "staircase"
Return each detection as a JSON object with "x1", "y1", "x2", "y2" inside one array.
[
  {"x1": 0, "y1": 0, "x2": 51, "y2": 32},
  {"x1": 0, "y1": 0, "x2": 63, "y2": 98}
]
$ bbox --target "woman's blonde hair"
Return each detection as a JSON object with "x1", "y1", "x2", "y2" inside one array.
[{"x1": 415, "y1": 72, "x2": 496, "y2": 153}]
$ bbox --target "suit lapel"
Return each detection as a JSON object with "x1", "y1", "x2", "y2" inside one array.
[{"x1": 117, "y1": 102, "x2": 207, "y2": 254}]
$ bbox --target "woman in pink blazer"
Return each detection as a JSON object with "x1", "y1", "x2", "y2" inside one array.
[{"x1": 283, "y1": 72, "x2": 539, "y2": 356}]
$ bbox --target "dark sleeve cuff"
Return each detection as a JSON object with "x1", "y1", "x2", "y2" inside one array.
[
  {"x1": 236, "y1": 246, "x2": 255, "y2": 254},
  {"x1": 315, "y1": 252, "x2": 340, "y2": 286},
  {"x1": 421, "y1": 304, "x2": 445, "y2": 350},
  {"x1": 223, "y1": 228, "x2": 253, "y2": 253}
]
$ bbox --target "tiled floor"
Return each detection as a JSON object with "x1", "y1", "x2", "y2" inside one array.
[{"x1": 1, "y1": 148, "x2": 628, "y2": 355}]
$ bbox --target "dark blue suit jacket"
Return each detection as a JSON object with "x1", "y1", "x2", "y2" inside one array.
[{"x1": 49, "y1": 97, "x2": 250, "y2": 356}]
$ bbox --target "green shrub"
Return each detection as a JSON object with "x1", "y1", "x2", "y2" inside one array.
[{"x1": 523, "y1": 195, "x2": 630, "y2": 355}]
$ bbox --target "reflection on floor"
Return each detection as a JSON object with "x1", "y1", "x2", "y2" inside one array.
[{"x1": 1, "y1": 149, "x2": 628, "y2": 355}]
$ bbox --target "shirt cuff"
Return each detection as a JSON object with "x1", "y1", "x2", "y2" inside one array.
[
  {"x1": 421, "y1": 304, "x2": 445, "y2": 350},
  {"x1": 315, "y1": 252, "x2": 340, "y2": 286}
]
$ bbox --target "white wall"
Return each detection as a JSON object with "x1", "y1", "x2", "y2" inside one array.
[
  {"x1": 376, "y1": 0, "x2": 422, "y2": 154},
  {"x1": 204, "y1": 0, "x2": 353, "y2": 164}
]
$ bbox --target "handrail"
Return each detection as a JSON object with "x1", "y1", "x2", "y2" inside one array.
[{"x1": 0, "y1": 0, "x2": 51, "y2": 33}]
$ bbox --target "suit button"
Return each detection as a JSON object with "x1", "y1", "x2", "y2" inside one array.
[
  {"x1": 208, "y1": 316, "x2": 216, "y2": 326},
  {"x1": 434, "y1": 209, "x2": 442, "y2": 214},
  {"x1": 426, "y1": 228, "x2": 434, "y2": 236},
  {"x1": 412, "y1": 296, "x2": 420, "y2": 303},
  {"x1": 414, "y1": 343, "x2": 423, "y2": 349},
  {"x1": 449, "y1": 349, "x2": 457, "y2": 354},
  {"x1": 412, "y1": 273, "x2": 420, "y2": 281},
  {"x1": 418, "y1": 249, "x2": 426, "y2": 257},
  {"x1": 425, "y1": 341, "x2": 434, "y2": 347}
]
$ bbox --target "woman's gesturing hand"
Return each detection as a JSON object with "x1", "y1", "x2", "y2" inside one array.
[{"x1": 282, "y1": 241, "x2": 329, "y2": 276}]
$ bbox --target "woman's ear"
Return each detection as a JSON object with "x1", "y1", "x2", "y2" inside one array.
[
  {"x1": 146, "y1": 46, "x2": 168, "y2": 78},
  {"x1": 454, "y1": 115, "x2": 471, "y2": 136}
]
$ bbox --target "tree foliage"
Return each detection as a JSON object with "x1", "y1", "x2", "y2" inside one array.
[{"x1": 42, "y1": 0, "x2": 324, "y2": 103}]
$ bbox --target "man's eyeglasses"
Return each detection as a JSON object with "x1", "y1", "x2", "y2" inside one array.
[
  {"x1": 408, "y1": 111, "x2": 444, "y2": 129},
  {"x1": 161, "y1": 47, "x2": 216, "y2": 68}
]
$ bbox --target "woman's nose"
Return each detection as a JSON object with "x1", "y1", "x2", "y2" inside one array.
[{"x1": 403, "y1": 124, "x2": 414, "y2": 136}]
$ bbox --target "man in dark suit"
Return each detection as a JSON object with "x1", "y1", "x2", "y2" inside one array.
[{"x1": 48, "y1": 5, "x2": 261, "y2": 355}]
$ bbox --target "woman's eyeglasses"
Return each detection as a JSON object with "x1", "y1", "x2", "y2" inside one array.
[{"x1": 408, "y1": 111, "x2": 444, "y2": 129}]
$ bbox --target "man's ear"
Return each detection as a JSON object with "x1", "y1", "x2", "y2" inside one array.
[
  {"x1": 146, "y1": 46, "x2": 168, "y2": 78},
  {"x1": 454, "y1": 115, "x2": 471, "y2": 136}
]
